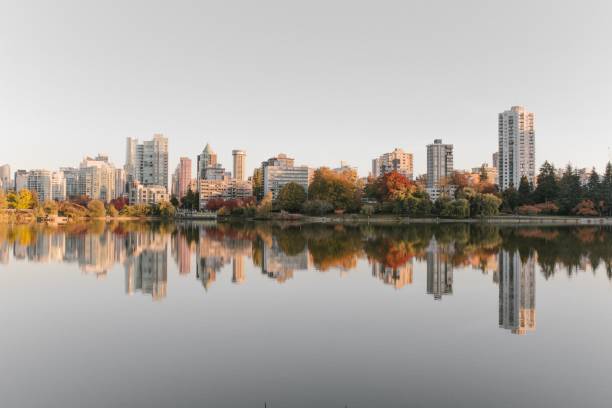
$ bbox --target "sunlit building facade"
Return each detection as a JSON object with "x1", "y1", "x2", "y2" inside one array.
[
  {"x1": 498, "y1": 106, "x2": 536, "y2": 189},
  {"x1": 262, "y1": 154, "x2": 312, "y2": 200},
  {"x1": 125, "y1": 134, "x2": 169, "y2": 189},
  {"x1": 232, "y1": 150, "x2": 246, "y2": 182},
  {"x1": 372, "y1": 148, "x2": 414, "y2": 179}
]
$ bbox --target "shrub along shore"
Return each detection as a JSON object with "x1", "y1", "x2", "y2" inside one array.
[{"x1": 0, "y1": 193, "x2": 176, "y2": 224}]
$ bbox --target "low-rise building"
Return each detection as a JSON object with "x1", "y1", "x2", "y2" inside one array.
[
  {"x1": 426, "y1": 185, "x2": 457, "y2": 202},
  {"x1": 471, "y1": 164, "x2": 498, "y2": 185},
  {"x1": 129, "y1": 183, "x2": 169, "y2": 205},
  {"x1": 262, "y1": 154, "x2": 312, "y2": 199},
  {"x1": 198, "y1": 179, "x2": 253, "y2": 209}
]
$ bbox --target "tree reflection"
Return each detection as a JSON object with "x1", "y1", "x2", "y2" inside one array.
[{"x1": 2, "y1": 222, "x2": 612, "y2": 304}]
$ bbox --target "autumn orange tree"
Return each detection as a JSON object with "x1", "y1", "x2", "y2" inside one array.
[
  {"x1": 308, "y1": 167, "x2": 361, "y2": 212},
  {"x1": 365, "y1": 171, "x2": 415, "y2": 202}
]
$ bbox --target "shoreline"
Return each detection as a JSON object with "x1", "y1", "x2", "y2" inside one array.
[
  {"x1": 217, "y1": 214, "x2": 612, "y2": 226},
  {"x1": 3, "y1": 209, "x2": 612, "y2": 226}
]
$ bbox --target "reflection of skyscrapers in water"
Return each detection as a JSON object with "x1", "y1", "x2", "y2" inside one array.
[
  {"x1": 371, "y1": 262, "x2": 413, "y2": 289},
  {"x1": 261, "y1": 238, "x2": 310, "y2": 283},
  {"x1": 79, "y1": 231, "x2": 118, "y2": 278},
  {"x1": 232, "y1": 256, "x2": 245, "y2": 284},
  {"x1": 0, "y1": 240, "x2": 9, "y2": 264},
  {"x1": 125, "y1": 249, "x2": 168, "y2": 300},
  {"x1": 426, "y1": 238, "x2": 453, "y2": 300},
  {"x1": 196, "y1": 228, "x2": 252, "y2": 290},
  {"x1": 123, "y1": 229, "x2": 169, "y2": 300},
  {"x1": 197, "y1": 256, "x2": 222, "y2": 290},
  {"x1": 171, "y1": 233, "x2": 193, "y2": 275},
  {"x1": 498, "y1": 250, "x2": 536, "y2": 335}
]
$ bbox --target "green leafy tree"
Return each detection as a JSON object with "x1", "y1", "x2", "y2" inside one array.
[
  {"x1": 517, "y1": 176, "x2": 533, "y2": 205},
  {"x1": 502, "y1": 187, "x2": 519, "y2": 213},
  {"x1": 403, "y1": 191, "x2": 433, "y2": 217},
  {"x1": 170, "y1": 195, "x2": 179, "y2": 208},
  {"x1": 557, "y1": 165, "x2": 583, "y2": 214},
  {"x1": 276, "y1": 183, "x2": 307, "y2": 213},
  {"x1": 471, "y1": 193, "x2": 502, "y2": 216},
  {"x1": 87, "y1": 200, "x2": 106, "y2": 217},
  {"x1": 181, "y1": 188, "x2": 199, "y2": 210},
  {"x1": 440, "y1": 198, "x2": 470, "y2": 218},
  {"x1": 302, "y1": 200, "x2": 334, "y2": 215},
  {"x1": 432, "y1": 196, "x2": 452, "y2": 216},
  {"x1": 533, "y1": 161, "x2": 559, "y2": 203},
  {"x1": 603, "y1": 162, "x2": 612, "y2": 215},
  {"x1": 586, "y1": 168, "x2": 603, "y2": 214}
]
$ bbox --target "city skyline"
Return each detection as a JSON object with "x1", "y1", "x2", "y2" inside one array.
[{"x1": 2, "y1": 2, "x2": 612, "y2": 177}]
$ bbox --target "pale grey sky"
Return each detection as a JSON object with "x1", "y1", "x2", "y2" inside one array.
[{"x1": 1, "y1": 0, "x2": 611, "y2": 177}]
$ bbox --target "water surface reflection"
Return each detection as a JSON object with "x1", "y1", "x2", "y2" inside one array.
[
  {"x1": 4, "y1": 222, "x2": 612, "y2": 407},
  {"x1": 2, "y1": 222, "x2": 612, "y2": 336}
]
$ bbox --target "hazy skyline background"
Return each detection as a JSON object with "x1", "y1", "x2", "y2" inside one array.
[{"x1": 1, "y1": 0, "x2": 611, "y2": 178}]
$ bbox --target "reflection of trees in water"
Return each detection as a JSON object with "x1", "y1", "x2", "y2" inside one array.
[
  {"x1": 303, "y1": 225, "x2": 363, "y2": 272},
  {"x1": 500, "y1": 227, "x2": 612, "y2": 279},
  {"x1": 4, "y1": 223, "x2": 612, "y2": 284}
]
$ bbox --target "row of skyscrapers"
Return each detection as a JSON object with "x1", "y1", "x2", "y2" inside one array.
[{"x1": 0, "y1": 106, "x2": 537, "y2": 206}]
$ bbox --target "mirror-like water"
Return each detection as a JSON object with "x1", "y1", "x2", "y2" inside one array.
[{"x1": 1, "y1": 222, "x2": 612, "y2": 407}]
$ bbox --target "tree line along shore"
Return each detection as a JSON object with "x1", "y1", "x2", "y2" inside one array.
[{"x1": 2, "y1": 161, "x2": 612, "y2": 224}]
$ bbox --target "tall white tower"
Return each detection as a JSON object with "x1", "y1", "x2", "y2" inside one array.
[{"x1": 498, "y1": 106, "x2": 535, "y2": 190}]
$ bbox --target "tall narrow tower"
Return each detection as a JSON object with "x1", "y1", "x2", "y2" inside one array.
[
  {"x1": 426, "y1": 139, "x2": 453, "y2": 188},
  {"x1": 497, "y1": 106, "x2": 535, "y2": 190},
  {"x1": 232, "y1": 150, "x2": 246, "y2": 181},
  {"x1": 197, "y1": 144, "x2": 217, "y2": 180}
]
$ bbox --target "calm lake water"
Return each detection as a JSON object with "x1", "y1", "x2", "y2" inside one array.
[{"x1": 1, "y1": 221, "x2": 612, "y2": 408}]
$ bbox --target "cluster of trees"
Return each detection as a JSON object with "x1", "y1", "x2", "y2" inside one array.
[
  {"x1": 267, "y1": 169, "x2": 501, "y2": 219},
  {"x1": 173, "y1": 189, "x2": 199, "y2": 210},
  {"x1": 361, "y1": 171, "x2": 501, "y2": 218},
  {"x1": 0, "y1": 189, "x2": 176, "y2": 220},
  {"x1": 273, "y1": 167, "x2": 363, "y2": 215},
  {"x1": 500, "y1": 162, "x2": 612, "y2": 216},
  {"x1": 203, "y1": 195, "x2": 276, "y2": 218},
  {"x1": 0, "y1": 189, "x2": 38, "y2": 210}
]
